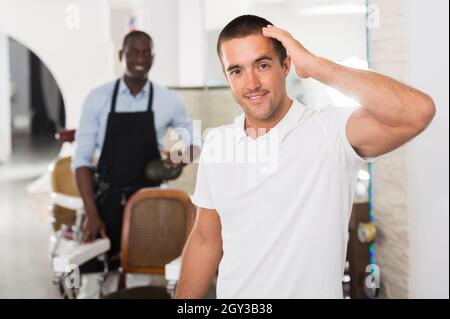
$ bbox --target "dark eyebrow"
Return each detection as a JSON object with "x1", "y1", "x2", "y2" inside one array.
[
  {"x1": 226, "y1": 64, "x2": 241, "y2": 72},
  {"x1": 226, "y1": 55, "x2": 274, "y2": 72},
  {"x1": 254, "y1": 55, "x2": 273, "y2": 64}
]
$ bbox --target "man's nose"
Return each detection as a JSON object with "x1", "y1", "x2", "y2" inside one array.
[
  {"x1": 136, "y1": 52, "x2": 146, "y2": 64},
  {"x1": 246, "y1": 71, "x2": 262, "y2": 91}
]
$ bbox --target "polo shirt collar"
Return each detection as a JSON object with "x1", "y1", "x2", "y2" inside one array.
[{"x1": 234, "y1": 99, "x2": 307, "y2": 143}]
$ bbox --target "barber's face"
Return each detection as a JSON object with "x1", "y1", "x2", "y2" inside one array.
[
  {"x1": 119, "y1": 35, "x2": 154, "y2": 81},
  {"x1": 220, "y1": 34, "x2": 290, "y2": 122}
]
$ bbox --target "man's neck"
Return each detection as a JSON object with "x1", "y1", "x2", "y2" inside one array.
[
  {"x1": 123, "y1": 75, "x2": 148, "y2": 96},
  {"x1": 244, "y1": 95, "x2": 293, "y2": 139}
]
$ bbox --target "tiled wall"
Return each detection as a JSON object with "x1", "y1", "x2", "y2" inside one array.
[{"x1": 368, "y1": 0, "x2": 410, "y2": 298}]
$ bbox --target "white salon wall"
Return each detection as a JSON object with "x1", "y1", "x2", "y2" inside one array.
[
  {"x1": 405, "y1": 0, "x2": 449, "y2": 299},
  {"x1": 0, "y1": 0, "x2": 115, "y2": 132}
]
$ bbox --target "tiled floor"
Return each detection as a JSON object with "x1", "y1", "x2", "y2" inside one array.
[{"x1": 0, "y1": 134, "x2": 61, "y2": 298}]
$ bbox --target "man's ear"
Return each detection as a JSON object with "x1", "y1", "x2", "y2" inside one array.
[
  {"x1": 118, "y1": 49, "x2": 123, "y2": 62},
  {"x1": 283, "y1": 55, "x2": 291, "y2": 77}
]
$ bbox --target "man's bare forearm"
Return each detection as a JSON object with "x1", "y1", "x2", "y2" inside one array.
[
  {"x1": 175, "y1": 231, "x2": 222, "y2": 298},
  {"x1": 308, "y1": 57, "x2": 435, "y2": 128},
  {"x1": 75, "y1": 167, "x2": 100, "y2": 218}
]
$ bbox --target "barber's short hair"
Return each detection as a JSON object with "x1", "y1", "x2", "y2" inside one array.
[
  {"x1": 217, "y1": 15, "x2": 287, "y2": 65},
  {"x1": 122, "y1": 30, "x2": 153, "y2": 49}
]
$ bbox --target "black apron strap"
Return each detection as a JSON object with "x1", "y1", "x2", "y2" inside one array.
[
  {"x1": 110, "y1": 79, "x2": 121, "y2": 113},
  {"x1": 147, "y1": 82, "x2": 153, "y2": 111}
]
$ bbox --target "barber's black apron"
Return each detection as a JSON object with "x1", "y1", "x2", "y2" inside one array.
[{"x1": 81, "y1": 79, "x2": 161, "y2": 273}]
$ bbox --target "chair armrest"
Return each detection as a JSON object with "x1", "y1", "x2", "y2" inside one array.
[
  {"x1": 165, "y1": 256, "x2": 182, "y2": 282},
  {"x1": 165, "y1": 256, "x2": 182, "y2": 298},
  {"x1": 50, "y1": 192, "x2": 84, "y2": 211},
  {"x1": 53, "y1": 238, "x2": 110, "y2": 272}
]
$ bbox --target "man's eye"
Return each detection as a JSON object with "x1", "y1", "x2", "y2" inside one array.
[
  {"x1": 230, "y1": 69, "x2": 241, "y2": 76},
  {"x1": 259, "y1": 63, "x2": 269, "y2": 70}
]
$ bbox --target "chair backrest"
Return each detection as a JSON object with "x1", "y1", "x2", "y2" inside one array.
[
  {"x1": 51, "y1": 156, "x2": 80, "y2": 196},
  {"x1": 120, "y1": 188, "x2": 196, "y2": 275},
  {"x1": 50, "y1": 156, "x2": 80, "y2": 230}
]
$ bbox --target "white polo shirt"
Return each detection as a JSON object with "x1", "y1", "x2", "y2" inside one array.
[{"x1": 191, "y1": 99, "x2": 371, "y2": 299}]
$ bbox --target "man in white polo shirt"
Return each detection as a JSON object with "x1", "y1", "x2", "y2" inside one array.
[{"x1": 175, "y1": 15, "x2": 435, "y2": 298}]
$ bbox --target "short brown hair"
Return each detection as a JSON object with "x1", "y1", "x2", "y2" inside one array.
[{"x1": 217, "y1": 15, "x2": 287, "y2": 66}]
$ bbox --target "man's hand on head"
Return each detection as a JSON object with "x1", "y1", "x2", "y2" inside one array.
[{"x1": 262, "y1": 25, "x2": 317, "y2": 79}]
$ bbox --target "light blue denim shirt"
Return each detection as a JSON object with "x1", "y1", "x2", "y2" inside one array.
[{"x1": 72, "y1": 78, "x2": 200, "y2": 171}]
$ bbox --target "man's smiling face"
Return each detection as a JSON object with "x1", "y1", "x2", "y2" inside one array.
[
  {"x1": 220, "y1": 33, "x2": 290, "y2": 122},
  {"x1": 120, "y1": 35, "x2": 154, "y2": 81}
]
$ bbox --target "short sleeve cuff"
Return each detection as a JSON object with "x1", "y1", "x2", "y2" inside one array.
[
  {"x1": 342, "y1": 130, "x2": 378, "y2": 164},
  {"x1": 190, "y1": 194, "x2": 215, "y2": 210}
]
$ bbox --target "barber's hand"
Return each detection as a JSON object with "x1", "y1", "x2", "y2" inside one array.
[
  {"x1": 262, "y1": 25, "x2": 317, "y2": 79},
  {"x1": 82, "y1": 215, "x2": 107, "y2": 243}
]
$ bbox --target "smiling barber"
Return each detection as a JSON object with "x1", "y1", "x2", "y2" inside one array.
[{"x1": 72, "y1": 30, "x2": 200, "y2": 298}]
